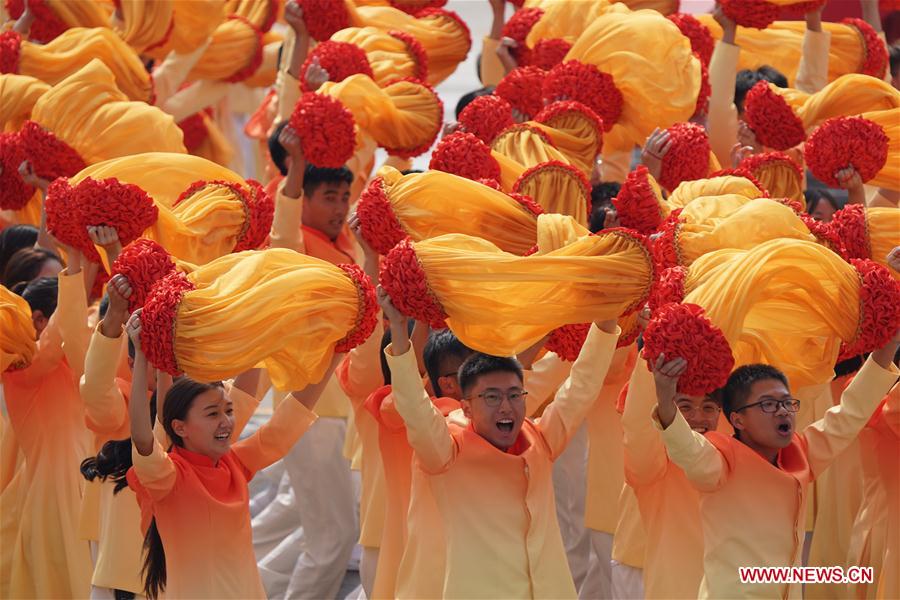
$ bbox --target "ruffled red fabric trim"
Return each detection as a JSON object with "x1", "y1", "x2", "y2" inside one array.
[
  {"x1": 289, "y1": 92, "x2": 356, "y2": 168},
  {"x1": 44, "y1": 178, "x2": 89, "y2": 256},
  {"x1": 495, "y1": 66, "x2": 546, "y2": 121},
  {"x1": 521, "y1": 243, "x2": 539, "y2": 256},
  {"x1": 300, "y1": 41, "x2": 373, "y2": 93},
  {"x1": 429, "y1": 131, "x2": 501, "y2": 182},
  {"x1": 743, "y1": 81, "x2": 805, "y2": 151},
  {"x1": 144, "y1": 14, "x2": 175, "y2": 53},
  {"x1": 708, "y1": 167, "x2": 769, "y2": 196},
  {"x1": 798, "y1": 212, "x2": 847, "y2": 259},
  {"x1": 5, "y1": 0, "x2": 65, "y2": 43},
  {"x1": 778, "y1": 0, "x2": 825, "y2": 18},
  {"x1": 334, "y1": 263, "x2": 379, "y2": 352},
  {"x1": 648, "y1": 265, "x2": 687, "y2": 312},
  {"x1": 235, "y1": 179, "x2": 275, "y2": 251},
  {"x1": 381, "y1": 77, "x2": 443, "y2": 159},
  {"x1": 78, "y1": 177, "x2": 159, "y2": 255},
  {"x1": 719, "y1": 0, "x2": 779, "y2": 29},
  {"x1": 542, "y1": 61, "x2": 621, "y2": 132},
  {"x1": 111, "y1": 238, "x2": 177, "y2": 312},
  {"x1": 297, "y1": 0, "x2": 350, "y2": 41},
  {"x1": 140, "y1": 270, "x2": 195, "y2": 375},
  {"x1": 458, "y1": 95, "x2": 515, "y2": 145},
  {"x1": 739, "y1": 150, "x2": 802, "y2": 181},
  {"x1": 500, "y1": 7, "x2": 543, "y2": 65},
  {"x1": 843, "y1": 17, "x2": 889, "y2": 78},
  {"x1": 546, "y1": 323, "x2": 590, "y2": 362},
  {"x1": 642, "y1": 302, "x2": 735, "y2": 395},
  {"x1": 838, "y1": 259, "x2": 900, "y2": 360},
  {"x1": 0, "y1": 131, "x2": 33, "y2": 211},
  {"x1": 379, "y1": 238, "x2": 448, "y2": 329},
  {"x1": 19, "y1": 120, "x2": 86, "y2": 182},
  {"x1": 827, "y1": 203, "x2": 869, "y2": 260},
  {"x1": 804, "y1": 116, "x2": 889, "y2": 187},
  {"x1": 389, "y1": 0, "x2": 447, "y2": 15},
  {"x1": 178, "y1": 113, "x2": 209, "y2": 152},
  {"x1": 387, "y1": 30, "x2": 429, "y2": 83},
  {"x1": 223, "y1": 15, "x2": 264, "y2": 83},
  {"x1": 512, "y1": 160, "x2": 590, "y2": 221},
  {"x1": 414, "y1": 8, "x2": 472, "y2": 52},
  {"x1": 356, "y1": 176, "x2": 408, "y2": 255},
  {"x1": 612, "y1": 166, "x2": 665, "y2": 235},
  {"x1": 667, "y1": 13, "x2": 714, "y2": 66},
  {"x1": 534, "y1": 100, "x2": 605, "y2": 156},
  {"x1": 528, "y1": 39, "x2": 571, "y2": 71},
  {"x1": 509, "y1": 192, "x2": 544, "y2": 217},
  {"x1": 692, "y1": 59, "x2": 710, "y2": 119},
  {"x1": 0, "y1": 30, "x2": 21, "y2": 73},
  {"x1": 772, "y1": 196, "x2": 805, "y2": 214},
  {"x1": 659, "y1": 122, "x2": 710, "y2": 192},
  {"x1": 650, "y1": 211, "x2": 683, "y2": 273}
]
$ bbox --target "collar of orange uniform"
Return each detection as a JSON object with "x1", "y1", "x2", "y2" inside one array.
[
  {"x1": 466, "y1": 422, "x2": 530, "y2": 455},
  {"x1": 301, "y1": 224, "x2": 356, "y2": 264},
  {"x1": 172, "y1": 444, "x2": 220, "y2": 468}
]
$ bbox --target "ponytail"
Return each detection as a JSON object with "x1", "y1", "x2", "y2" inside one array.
[
  {"x1": 79, "y1": 439, "x2": 133, "y2": 494},
  {"x1": 142, "y1": 518, "x2": 166, "y2": 599}
]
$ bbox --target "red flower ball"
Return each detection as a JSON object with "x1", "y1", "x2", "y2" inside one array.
[
  {"x1": 476, "y1": 177, "x2": 502, "y2": 191},
  {"x1": 534, "y1": 100, "x2": 604, "y2": 156},
  {"x1": 44, "y1": 178, "x2": 94, "y2": 259},
  {"x1": 379, "y1": 238, "x2": 448, "y2": 329},
  {"x1": 0, "y1": 131, "x2": 34, "y2": 211},
  {"x1": 140, "y1": 271, "x2": 196, "y2": 375},
  {"x1": 458, "y1": 95, "x2": 515, "y2": 145},
  {"x1": 667, "y1": 13, "x2": 714, "y2": 66},
  {"x1": 389, "y1": 0, "x2": 447, "y2": 15},
  {"x1": 648, "y1": 265, "x2": 688, "y2": 312},
  {"x1": 658, "y1": 122, "x2": 710, "y2": 192},
  {"x1": 838, "y1": 259, "x2": 900, "y2": 360},
  {"x1": 501, "y1": 7, "x2": 543, "y2": 64},
  {"x1": 827, "y1": 203, "x2": 869, "y2": 260},
  {"x1": 388, "y1": 30, "x2": 429, "y2": 82},
  {"x1": 642, "y1": 302, "x2": 735, "y2": 395},
  {"x1": 798, "y1": 212, "x2": 848, "y2": 259},
  {"x1": 743, "y1": 81, "x2": 805, "y2": 151},
  {"x1": 429, "y1": 132, "x2": 501, "y2": 182},
  {"x1": 650, "y1": 212, "x2": 683, "y2": 273},
  {"x1": 5, "y1": 0, "x2": 65, "y2": 43},
  {"x1": 0, "y1": 30, "x2": 21, "y2": 73},
  {"x1": 356, "y1": 176, "x2": 408, "y2": 255},
  {"x1": 804, "y1": 116, "x2": 889, "y2": 187},
  {"x1": 79, "y1": 177, "x2": 159, "y2": 253},
  {"x1": 300, "y1": 41, "x2": 373, "y2": 92},
  {"x1": 111, "y1": 238, "x2": 177, "y2": 312},
  {"x1": 235, "y1": 179, "x2": 275, "y2": 251},
  {"x1": 495, "y1": 66, "x2": 546, "y2": 121},
  {"x1": 528, "y1": 39, "x2": 571, "y2": 71},
  {"x1": 693, "y1": 59, "x2": 711, "y2": 119},
  {"x1": 719, "y1": 0, "x2": 780, "y2": 29},
  {"x1": 612, "y1": 165, "x2": 665, "y2": 235},
  {"x1": 843, "y1": 17, "x2": 889, "y2": 78},
  {"x1": 778, "y1": 0, "x2": 826, "y2": 18},
  {"x1": 296, "y1": 0, "x2": 350, "y2": 41},
  {"x1": 289, "y1": 92, "x2": 356, "y2": 168},
  {"x1": 546, "y1": 323, "x2": 590, "y2": 362},
  {"x1": 177, "y1": 113, "x2": 209, "y2": 153},
  {"x1": 334, "y1": 263, "x2": 379, "y2": 353},
  {"x1": 18, "y1": 120, "x2": 86, "y2": 182},
  {"x1": 542, "y1": 61, "x2": 621, "y2": 131},
  {"x1": 224, "y1": 15, "x2": 264, "y2": 83}
]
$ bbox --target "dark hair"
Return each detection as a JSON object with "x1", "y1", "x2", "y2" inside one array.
[
  {"x1": 721, "y1": 364, "x2": 790, "y2": 420},
  {"x1": 0, "y1": 225, "x2": 38, "y2": 275},
  {"x1": 805, "y1": 189, "x2": 840, "y2": 215},
  {"x1": 734, "y1": 66, "x2": 788, "y2": 113},
  {"x1": 400, "y1": 169, "x2": 424, "y2": 175},
  {"x1": 455, "y1": 86, "x2": 494, "y2": 119},
  {"x1": 268, "y1": 120, "x2": 289, "y2": 176},
  {"x1": 141, "y1": 377, "x2": 223, "y2": 599},
  {"x1": 3, "y1": 247, "x2": 61, "y2": 290},
  {"x1": 458, "y1": 353, "x2": 524, "y2": 398},
  {"x1": 424, "y1": 329, "x2": 474, "y2": 397},
  {"x1": 589, "y1": 182, "x2": 621, "y2": 233},
  {"x1": 19, "y1": 276, "x2": 58, "y2": 318},
  {"x1": 302, "y1": 164, "x2": 353, "y2": 198},
  {"x1": 890, "y1": 44, "x2": 900, "y2": 77}
]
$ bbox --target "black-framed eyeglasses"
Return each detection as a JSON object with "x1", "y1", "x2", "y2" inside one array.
[
  {"x1": 734, "y1": 398, "x2": 800, "y2": 414},
  {"x1": 472, "y1": 389, "x2": 529, "y2": 407}
]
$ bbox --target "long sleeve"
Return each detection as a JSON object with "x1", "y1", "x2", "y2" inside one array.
[
  {"x1": 385, "y1": 341, "x2": 455, "y2": 473},
  {"x1": 656, "y1": 408, "x2": 727, "y2": 492},
  {"x1": 537, "y1": 324, "x2": 619, "y2": 459},
  {"x1": 226, "y1": 382, "x2": 260, "y2": 440},
  {"x1": 276, "y1": 70, "x2": 302, "y2": 124},
  {"x1": 340, "y1": 318, "x2": 385, "y2": 407},
  {"x1": 268, "y1": 180, "x2": 306, "y2": 253},
  {"x1": 79, "y1": 324, "x2": 128, "y2": 436},
  {"x1": 621, "y1": 361, "x2": 668, "y2": 487},
  {"x1": 523, "y1": 352, "x2": 573, "y2": 417},
  {"x1": 707, "y1": 40, "x2": 740, "y2": 168},
  {"x1": 232, "y1": 395, "x2": 317, "y2": 475},
  {"x1": 151, "y1": 40, "x2": 212, "y2": 105},
  {"x1": 131, "y1": 439, "x2": 177, "y2": 501},
  {"x1": 802, "y1": 355, "x2": 899, "y2": 479},
  {"x1": 794, "y1": 29, "x2": 831, "y2": 93},
  {"x1": 480, "y1": 37, "x2": 505, "y2": 87},
  {"x1": 161, "y1": 79, "x2": 230, "y2": 123},
  {"x1": 56, "y1": 269, "x2": 91, "y2": 379}
]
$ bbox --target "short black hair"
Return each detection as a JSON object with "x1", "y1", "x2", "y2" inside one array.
[
  {"x1": 400, "y1": 169, "x2": 424, "y2": 176},
  {"x1": 423, "y1": 329, "x2": 474, "y2": 397},
  {"x1": 890, "y1": 44, "x2": 900, "y2": 77},
  {"x1": 19, "y1": 276, "x2": 58, "y2": 319},
  {"x1": 269, "y1": 120, "x2": 289, "y2": 176},
  {"x1": 0, "y1": 224, "x2": 38, "y2": 275},
  {"x1": 3, "y1": 247, "x2": 61, "y2": 290},
  {"x1": 589, "y1": 182, "x2": 621, "y2": 233},
  {"x1": 458, "y1": 353, "x2": 524, "y2": 399},
  {"x1": 455, "y1": 86, "x2": 494, "y2": 119},
  {"x1": 721, "y1": 364, "x2": 790, "y2": 420},
  {"x1": 734, "y1": 66, "x2": 788, "y2": 113},
  {"x1": 805, "y1": 189, "x2": 840, "y2": 214},
  {"x1": 302, "y1": 164, "x2": 354, "y2": 198}
]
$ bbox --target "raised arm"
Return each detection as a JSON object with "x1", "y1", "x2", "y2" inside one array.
[
  {"x1": 707, "y1": 6, "x2": 741, "y2": 168},
  {"x1": 622, "y1": 356, "x2": 668, "y2": 487},
  {"x1": 521, "y1": 348, "x2": 572, "y2": 418},
  {"x1": 55, "y1": 249, "x2": 92, "y2": 378},
  {"x1": 794, "y1": 4, "x2": 830, "y2": 93},
  {"x1": 126, "y1": 311, "x2": 155, "y2": 457},
  {"x1": 276, "y1": 0, "x2": 310, "y2": 123},
  {"x1": 269, "y1": 125, "x2": 308, "y2": 252},
  {"x1": 151, "y1": 38, "x2": 213, "y2": 106},
  {"x1": 230, "y1": 368, "x2": 262, "y2": 439},
  {"x1": 480, "y1": 0, "x2": 508, "y2": 86}
]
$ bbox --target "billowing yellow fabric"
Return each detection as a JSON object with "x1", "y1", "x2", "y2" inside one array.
[
  {"x1": 16, "y1": 27, "x2": 153, "y2": 102},
  {"x1": 331, "y1": 26, "x2": 423, "y2": 86},
  {"x1": 113, "y1": 0, "x2": 174, "y2": 54},
  {"x1": 318, "y1": 75, "x2": 441, "y2": 158},
  {"x1": 492, "y1": 124, "x2": 572, "y2": 168},
  {"x1": 166, "y1": 249, "x2": 366, "y2": 390},
  {"x1": 189, "y1": 113, "x2": 235, "y2": 168},
  {"x1": 854, "y1": 110, "x2": 900, "y2": 191},
  {"x1": 667, "y1": 174, "x2": 765, "y2": 208},
  {"x1": 223, "y1": 0, "x2": 278, "y2": 30},
  {"x1": 512, "y1": 161, "x2": 590, "y2": 226},
  {"x1": 523, "y1": 0, "x2": 618, "y2": 48},
  {"x1": 30, "y1": 60, "x2": 185, "y2": 166},
  {"x1": 144, "y1": 0, "x2": 226, "y2": 60},
  {"x1": 367, "y1": 166, "x2": 538, "y2": 255},
  {"x1": 746, "y1": 156, "x2": 803, "y2": 202},
  {"x1": 867, "y1": 208, "x2": 900, "y2": 276},
  {"x1": 617, "y1": 0, "x2": 677, "y2": 12},
  {"x1": 394, "y1": 214, "x2": 652, "y2": 355},
  {"x1": 345, "y1": 2, "x2": 470, "y2": 85},
  {"x1": 565, "y1": 10, "x2": 700, "y2": 152},
  {"x1": 0, "y1": 191, "x2": 42, "y2": 228},
  {"x1": 0, "y1": 74, "x2": 48, "y2": 132},
  {"x1": 0, "y1": 286, "x2": 35, "y2": 373},
  {"x1": 40, "y1": 0, "x2": 110, "y2": 32},
  {"x1": 532, "y1": 106, "x2": 604, "y2": 176},
  {"x1": 699, "y1": 16, "x2": 885, "y2": 86},
  {"x1": 240, "y1": 38, "x2": 282, "y2": 88},
  {"x1": 188, "y1": 16, "x2": 262, "y2": 82},
  {"x1": 680, "y1": 239, "x2": 863, "y2": 388}
]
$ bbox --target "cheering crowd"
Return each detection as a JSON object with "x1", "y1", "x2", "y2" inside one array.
[{"x1": 1, "y1": 0, "x2": 899, "y2": 598}]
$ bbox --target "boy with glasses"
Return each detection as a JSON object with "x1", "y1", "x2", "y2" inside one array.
[
  {"x1": 653, "y1": 328, "x2": 900, "y2": 599},
  {"x1": 378, "y1": 287, "x2": 621, "y2": 598}
]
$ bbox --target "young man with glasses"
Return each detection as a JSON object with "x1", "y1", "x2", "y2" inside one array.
[
  {"x1": 653, "y1": 329, "x2": 900, "y2": 600},
  {"x1": 378, "y1": 286, "x2": 621, "y2": 598}
]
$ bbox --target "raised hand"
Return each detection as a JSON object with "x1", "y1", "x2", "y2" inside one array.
[
  {"x1": 640, "y1": 128, "x2": 672, "y2": 181},
  {"x1": 125, "y1": 309, "x2": 144, "y2": 356},
  {"x1": 304, "y1": 56, "x2": 329, "y2": 91},
  {"x1": 347, "y1": 212, "x2": 378, "y2": 279},
  {"x1": 100, "y1": 274, "x2": 133, "y2": 338},
  {"x1": 284, "y1": 0, "x2": 307, "y2": 36},
  {"x1": 652, "y1": 353, "x2": 687, "y2": 428},
  {"x1": 87, "y1": 225, "x2": 123, "y2": 265},
  {"x1": 18, "y1": 161, "x2": 50, "y2": 191}
]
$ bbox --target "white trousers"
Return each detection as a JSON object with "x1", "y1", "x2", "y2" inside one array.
[
  {"x1": 581, "y1": 530, "x2": 613, "y2": 599},
  {"x1": 611, "y1": 560, "x2": 644, "y2": 600},
  {"x1": 554, "y1": 423, "x2": 592, "y2": 591}
]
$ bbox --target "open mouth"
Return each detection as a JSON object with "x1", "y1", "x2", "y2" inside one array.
[
  {"x1": 214, "y1": 432, "x2": 231, "y2": 442},
  {"x1": 496, "y1": 419, "x2": 514, "y2": 433},
  {"x1": 776, "y1": 422, "x2": 792, "y2": 436},
  {"x1": 691, "y1": 427, "x2": 708, "y2": 434}
]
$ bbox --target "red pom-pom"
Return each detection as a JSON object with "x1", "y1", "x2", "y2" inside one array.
[
  {"x1": 381, "y1": 77, "x2": 443, "y2": 159},
  {"x1": 743, "y1": 82, "x2": 805, "y2": 151},
  {"x1": 300, "y1": 41, "x2": 373, "y2": 92},
  {"x1": 546, "y1": 323, "x2": 590, "y2": 362},
  {"x1": 140, "y1": 271, "x2": 195, "y2": 375},
  {"x1": 476, "y1": 177, "x2": 502, "y2": 190},
  {"x1": 778, "y1": 0, "x2": 826, "y2": 18},
  {"x1": 379, "y1": 238, "x2": 448, "y2": 329},
  {"x1": 509, "y1": 192, "x2": 544, "y2": 217},
  {"x1": 223, "y1": 15, "x2": 264, "y2": 83},
  {"x1": 719, "y1": 0, "x2": 780, "y2": 29},
  {"x1": 111, "y1": 238, "x2": 177, "y2": 312},
  {"x1": 389, "y1": 0, "x2": 447, "y2": 15},
  {"x1": 804, "y1": 116, "x2": 889, "y2": 187},
  {"x1": 667, "y1": 13, "x2": 714, "y2": 66},
  {"x1": 177, "y1": 113, "x2": 209, "y2": 152},
  {"x1": 838, "y1": 259, "x2": 900, "y2": 360},
  {"x1": 79, "y1": 177, "x2": 159, "y2": 254},
  {"x1": 843, "y1": 17, "x2": 889, "y2": 78},
  {"x1": 512, "y1": 160, "x2": 591, "y2": 221},
  {"x1": 693, "y1": 59, "x2": 710, "y2": 119},
  {"x1": 429, "y1": 132, "x2": 501, "y2": 182},
  {"x1": 828, "y1": 203, "x2": 869, "y2": 260},
  {"x1": 388, "y1": 30, "x2": 429, "y2": 82},
  {"x1": 797, "y1": 212, "x2": 848, "y2": 259},
  {"x1": 534, "y1": 100, "x2": 604, "y2": 158},
  {"x1": 648, "y1": 265, "x2": 688, "y2": 312},
  {"x1": 739, "y1": 150, "x2": 803, "y2": 182},
  {"x1": 495, "y1": 66, "x2": 546, "y2": 120},
  {"x1": 542, "y1": 61, "x2": 622, "y2": 132},
  {"x1": 528, "y1": 39, "x2": 571, "y2": 71},
  {"x1": 501, "y1": 7, "x2": 543, "y2": 64},
  {"x1": 18, "y1": 120, "x2": 86, "y2": 182},
  {"x1": 235, "y1": 179, "x2": 275, "y2": 251},
  {"x1": 0, "y1": 30, "x2": 21, "y2": 73},
  {"x1": 658, "y1": 122, "x2": 710, "y2": 192},
  {"x1": 642, "y1": 302, "x2": 735, "y2": 395},
  {"x1": 5, "y1": 0, "x2": 65, "y2": 43},
  {"x1": 44, "y1": 178, "x2": 90, "y2": 255},
  {"x1": 289, "y1": 92, "x2": 356, "y2": 168},
  {"x1": 334, "y1": 263, "x2": 379, "y2": 352},
  {"x1": 458, "y1": 95, "x2": 514, "y2": 145},
  {"x1": 0, "y1": 132, "x2": 34, "y2": 211},
  {"x1": 296, "y1": 0, "x2": 349, "y2": 41},
  {"x1": 650, "y1": 211, "x2": 683, "y2": 273},
  {"x1": 356, "y1": 176, "x2": 408, "y2": 255},
  {"x1": 612, "y1": 166, "x2": 665, "y2": 235}
]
